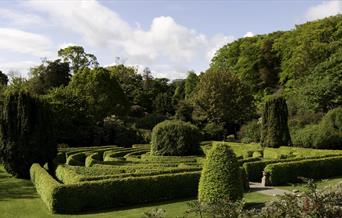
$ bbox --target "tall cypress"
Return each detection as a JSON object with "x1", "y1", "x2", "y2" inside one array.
[
  {"x1": 0, "y1": 92, "x2": 56, "y2": 178},
  {"x1": 261, "y1": 96, "x2": 291, "y2": 148}
]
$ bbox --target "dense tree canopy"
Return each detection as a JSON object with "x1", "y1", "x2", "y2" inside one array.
[{"x1": 192, "y1": 69, "x2": 255, "y2": 127}]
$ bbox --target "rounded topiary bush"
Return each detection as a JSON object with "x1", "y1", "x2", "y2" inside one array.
[
  {"x1": 151, "y1": 120, "x2": 200, "y2": 156},
  {"x1": 198, "y1": 143, "x2": 243, "y2": 203}
]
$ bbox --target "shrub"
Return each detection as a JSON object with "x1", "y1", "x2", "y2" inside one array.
[
  {"x1": 0, "y1": 92, "x2": 56, "y2": 178},
  {"x1": 198, "y1": 143, "x2": 243, "y2": 203},
  {"x1": 264, "y1": 156, "x2": 342, "y2": 185},
  {"x1": 238, "y1": 119, "x2": 261, "y2": 143},
  {"x1": 151, "y1": 120, "x2": 200, "y2": 156},
  {"x1": 261, "y1": 96, "x2": 292, "y2": 147}
]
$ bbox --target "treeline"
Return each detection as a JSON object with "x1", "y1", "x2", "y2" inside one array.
[
  {"x1": 0, "y1": 15, "x2": 341, "y2": 149},
  {"x1": 212, "y1": 15, "x2": 342, "y2": 148}
]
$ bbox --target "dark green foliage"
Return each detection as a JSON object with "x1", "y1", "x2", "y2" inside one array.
[
  {"x1": 184, "y1": 71, "x2": 198, "y2": 99},
  {"x1": 44, "y1": 86, "x2": 95, "y2": 146},
  {"x1": 264, "y1": 156, "x2": 342, "y2": 185},
  {"x1": 151, "y1": 120, "x2": 200, "y2": 156},
  {"x1": 174, "y1": 100, "x2": 193, "y2": 122},
  {"x1": 0, "y1": 70, "x2": 8, "y2": 86},
  {"x1": 0, "y1": 92, "x2": 56, "y2": 178},
  {"x1": 261, "y1": 96, "x2": 291, "y2": 147},
  {"x1": 292, "y1": 108, "x2": 342, "y2": 149},
  {"x1": 69, "y1": 67, "x2": 129, "y2": 120},
  {"x1": 203, "y1": 122, "x2": 226, "y2": 140},
  {"x1": 28, "y1": 59, "x2": 70, "y2": 95},
  {"x1": 95, "y1": 115, "x2": 143, "y2": 147},
  {"x1": 198, "y1": 143, "x2": 243, "y2": 203},
  {"x1": 238, "y1": 119, "x2": 261, "y2": 143}
]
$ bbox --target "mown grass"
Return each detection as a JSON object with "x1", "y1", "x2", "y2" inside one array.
[{"x1": 0, "y1": 164, "x2": 273, "y2": 218}]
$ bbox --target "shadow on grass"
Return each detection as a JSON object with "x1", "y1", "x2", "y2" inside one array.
[
  {"x1": 0, "y1": 165, "x2": 38, "y2": 201},
  {"x1": 61, "y1": 197, "x2": 195, "y2": 215}
]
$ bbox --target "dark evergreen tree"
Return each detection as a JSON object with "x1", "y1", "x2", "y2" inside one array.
[
  {"x1": 261, "y1": 96, "x2": 292, "y2": 147},
  {"x1": 0, "y1": 70, "x2": 8, "y2": 86},
  {"x1": 0, "y1": 91, "x2": 56, "y2": 178}
]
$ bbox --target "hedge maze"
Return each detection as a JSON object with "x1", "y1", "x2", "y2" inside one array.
[{"x1": 30, "y1": 142, "x2": 342, "y2": 214}]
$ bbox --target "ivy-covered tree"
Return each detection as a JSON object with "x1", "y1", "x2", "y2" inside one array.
[
  {"x1": 261, "y1": 96, "x2": 292, "y2": 147},
  {"x1": 0, "y1": 91, "x2": 56, "y2": 178}
]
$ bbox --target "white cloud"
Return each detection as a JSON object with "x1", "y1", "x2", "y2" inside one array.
[
  {"x1": 0, "y1": 27, "x2": 53, "y2": 57},
  {"x1": 305, "y1": 0, "x2": 342, "y2": 21},
  {"x1": 244, "y1": 32, "x2": 254, "y2": 37},
  {"x1": 0, "y1": 60, "x2": 38, "y2": 76},
  {"x1": 26, "y1": 0, "x2": 234, "y2": 79},
  {"x1": 0, "y1": 8, "x2": 45, "y2": 26}
]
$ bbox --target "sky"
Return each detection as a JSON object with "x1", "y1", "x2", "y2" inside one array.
[{"x1": 0, "y1": 0, "x2": 341, "y2": 80}]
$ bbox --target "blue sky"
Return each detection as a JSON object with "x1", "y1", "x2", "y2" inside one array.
[{"x1": 0, "y1": 0, "x2": 341, "y2": 79}]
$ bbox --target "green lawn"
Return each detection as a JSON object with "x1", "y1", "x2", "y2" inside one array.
[{"x1": 0, "y1": 164, "x2": 273, "y2": 218}]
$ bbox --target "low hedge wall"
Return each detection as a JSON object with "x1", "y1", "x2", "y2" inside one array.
[
  {"x1": 264, "y1": 156, "x2": 342, "y2": 185},
  {"x1": 31, "y1": 163, "x2": 201, "y2": 213},
  {"x1": 243, "y1": 154, "x2": 342, "y2": 182},
  {"x1": 30, "y1": 164, "x2": 61, "y2": 213}
]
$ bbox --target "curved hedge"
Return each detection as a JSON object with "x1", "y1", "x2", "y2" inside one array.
[
  {"x1": 151, "y1": 120, "x2": 201, "y2": 156},
  {"x1": 198, "y1": 143, "x2": 243, "y2": 203}
]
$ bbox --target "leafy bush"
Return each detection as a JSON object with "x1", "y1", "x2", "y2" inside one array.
[
  {"x1": 238, "y1": 119, "x2": 261, "y2": 143},
  {"x1": 0, "y1": 92, "x2": 56, "y2": 178},
  {"x1": 264, "y1": 156, "x2": 342, "y2": 185},
  {"x1": 151, "y1": 120, "x2": 200, "y2": 156},
  {"x1": 198, "y1": 143, "x2": 243, "y2": 203},
  {"x1": 261, "y1": 96, "x2": 292, "y2": 147}
]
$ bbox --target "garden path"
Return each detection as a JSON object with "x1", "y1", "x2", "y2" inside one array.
[{"x1": 249, "y1": 182, "x2": 292, "y2": 196}]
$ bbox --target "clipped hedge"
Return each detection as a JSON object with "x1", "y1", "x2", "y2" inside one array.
[
  {"x1": 244, "y1": 154, "x2": 342, "y2": 182},
  {"x1": 66, "y1": 152, "x2": 87, "y2": 166},
  {"x1": 151, "y1": 120, "x2": 201, "y2": 156},
  {"x1": 32, "y1": 163, "x2": 200, "y2": 213},
  {"x1": 30, "y1": 164, "x2": 60, "y2": 213},
  {"x1": 264, "y1": 156, "x2": 342, "y2": 185}
]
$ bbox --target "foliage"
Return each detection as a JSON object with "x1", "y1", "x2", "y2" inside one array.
[
  {"x1": 261, "y1": 96, "x2": 291, "y2": 147},
  {"x1": 58, "y1": 45, "x2": 98, "y2": 72},
  {"x1": 44, "y1": 86, "x2": 95, "y2": 146},
  {"x1": 0, "y1": 92, "x2": 56, "y2": 178},
  {"x1": 68, "y1": 67, "x2": 129, "y2": 120},
  {"x1": 292, "y1": 107, "x2": 342, "y2": 149},
  {"x1": 184, "y1": 71, "x2": 198, "y2": 99},
  {"x1": 259, "y1": 180, "x2": 342, "y2": 218},
  {"x1": 28, "y1": 59, "x2": 70, "y2": 95},
  {"x1": 0, "y1": 70, "x2": 8, "y2": 86},
  {"x1": 198, "y1": 143, "x2": 243, "y2": 203},
  {"x1": 151, "y1": 120, "x2": 200, "y2": 156},
  {"x1": 203, "y1": 122, "x2": 226, "y2": 141},
  {"x1": 174, "y1": 100, "x2": 193, "y2": 122},
  {"x1": 238, "y1": 119, "x2": 261, "y2": 143},
  {"x1": 192, "y1": 69, "x2": 255, "y2": 127}
]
